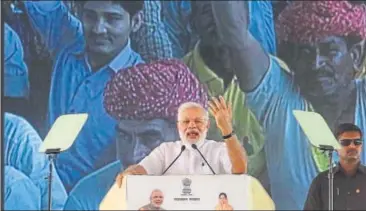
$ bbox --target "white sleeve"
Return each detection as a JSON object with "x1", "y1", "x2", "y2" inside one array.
[
  {"x1": 219, "y1": 143, "x2": 233, "y2": 174},
  {"x1": 138, "y1": 144, "x2": 165, "y2": 175}
]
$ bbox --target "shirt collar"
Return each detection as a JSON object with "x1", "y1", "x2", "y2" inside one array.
[
  {"x1": 186, "y1": 42, "x2": 239, "y2": 96},
  {"x1": 189, "y1": 41, "x2": 223, "y2": 85},
  {"x1": 74, "y1": 39, "x2": 133, "y2": 73},
  {"x1": 108, "y1": 39, "x2": 133, "y2": 73},
  {"x1": 334, "y1": 162, "x2": 366, "y2": 175},
  {"x1": 181, "y1": 139, "x2": 206, "y2": 150},
  {"x1": 358, "y1": 164, "x2": 366, "y2": 174}
]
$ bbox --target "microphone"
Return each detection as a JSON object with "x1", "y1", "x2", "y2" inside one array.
[
  {"x1": 162, "y1": 145, "x2": 186, "y2": 175},
  {"x1": 191, "y1": 144, "x2": 216, "y2": 175}
]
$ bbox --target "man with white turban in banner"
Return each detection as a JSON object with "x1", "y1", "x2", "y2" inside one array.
[
  {"x1": 206, "y1": 0, "x2": 366, "y2": 209},
  {"x1": 63, "y1": 59, "x2": 210, "y2": 210}
]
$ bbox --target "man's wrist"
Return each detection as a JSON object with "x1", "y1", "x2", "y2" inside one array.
[
  {"x1": 221, "y1": 126, "x2": 233, "y2": 136},
  {"x1": 222, "y1": 130, "x2": 235, "y2": 139}
]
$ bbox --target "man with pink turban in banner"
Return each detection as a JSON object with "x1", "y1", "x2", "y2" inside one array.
[
  {"x1": 206, "y1": 1, "x2": 366, "y2": 210},
  {"x1": 63, "y1": 59, "x2": 210, "y2": 210}
]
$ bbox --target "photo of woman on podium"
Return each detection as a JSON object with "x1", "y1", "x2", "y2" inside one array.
[{"x1": 215, "y1": 192, "x2": 234, "y2": 210}]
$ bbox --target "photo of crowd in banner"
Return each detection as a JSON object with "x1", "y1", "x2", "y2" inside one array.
[{"x1": 3, "y1": 0, "x2": 366, "y2": 210}]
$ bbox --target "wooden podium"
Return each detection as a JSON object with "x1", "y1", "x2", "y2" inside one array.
[{"x1": 100, "y1": 174, "x2": 274, "y2": 210}]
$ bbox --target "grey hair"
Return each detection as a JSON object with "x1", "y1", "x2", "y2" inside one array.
[
  {"x1": 177, "y1": 102, "x2": 209, "y2": 120},
  {"x1": 150, "y1": 189, "x2": 163, "y2": 199}
]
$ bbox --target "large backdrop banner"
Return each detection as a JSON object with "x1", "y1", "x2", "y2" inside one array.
[{"x1": 3, "y1": 1, "x2": 366, "y2": 210}]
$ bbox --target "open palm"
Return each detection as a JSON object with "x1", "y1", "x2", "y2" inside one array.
[{"x1": 208, "y1": 96, "x2": 233, "y2": 135}]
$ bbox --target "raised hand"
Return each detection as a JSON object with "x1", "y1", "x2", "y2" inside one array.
[
  {"x1": 211, "y1": 1, "x2": 249, "y2": 48},
  {"x1": 208, "y1": 96, "x2": 233, "y2": 136}
]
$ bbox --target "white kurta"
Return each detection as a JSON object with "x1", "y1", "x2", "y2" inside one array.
[{"x1": 139, "y1": 140, "x2": 233, "y2": 175}]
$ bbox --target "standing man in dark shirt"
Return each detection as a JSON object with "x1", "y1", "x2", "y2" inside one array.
[{"x1": 304, "y1": 123, "x2": 366, "y2": 210}]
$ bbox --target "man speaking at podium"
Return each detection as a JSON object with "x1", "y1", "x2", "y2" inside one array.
[
  {"x1": 104, "y1": 60, "x2": 274, "y2": 210},
  {"x1": 112, "y1": 91, "x2": 275, "y2": 210},
  {"x1": 115, "y1": 96, "x2": 248, "y2": 181},
  {"x1": 64, "y1": 59, "x2": 210, "y2": 210}
]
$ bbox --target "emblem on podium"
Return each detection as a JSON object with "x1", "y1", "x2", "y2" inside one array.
[{"x1": 181, "y1": 178, "x2": 192, "y2": 196}]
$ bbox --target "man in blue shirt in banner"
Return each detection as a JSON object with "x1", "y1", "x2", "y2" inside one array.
[
  {"x1": 22, "y1": 1, "x2": 144, "y2": 191},
  {"x1": 209, "y1": 1, "x2": 366, "y2": 209},
  {"x1": 4, "y1": 112, "x2": 67, "y2": 210},
  {"x1": 63, "y1": 59, "x2": 208, "y2": 210}
]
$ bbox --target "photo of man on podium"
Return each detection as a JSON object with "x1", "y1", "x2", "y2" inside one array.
[{"x1": 139, "y1": 189, "x2": 166, "y2": 211}]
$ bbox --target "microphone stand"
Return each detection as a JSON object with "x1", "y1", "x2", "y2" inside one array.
[
  {"x1": 191, "y1": 144, "x2": 216, "y2": 175},
  {"x1": 162, "y1": 145, "x2": 186, "y2": 175},
  {"x1": 319, "y1": 145, "x2": 335, "y2": 211},
  {"x1": 45, "y1": 148, "x2": 61, "y2": 211}
]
